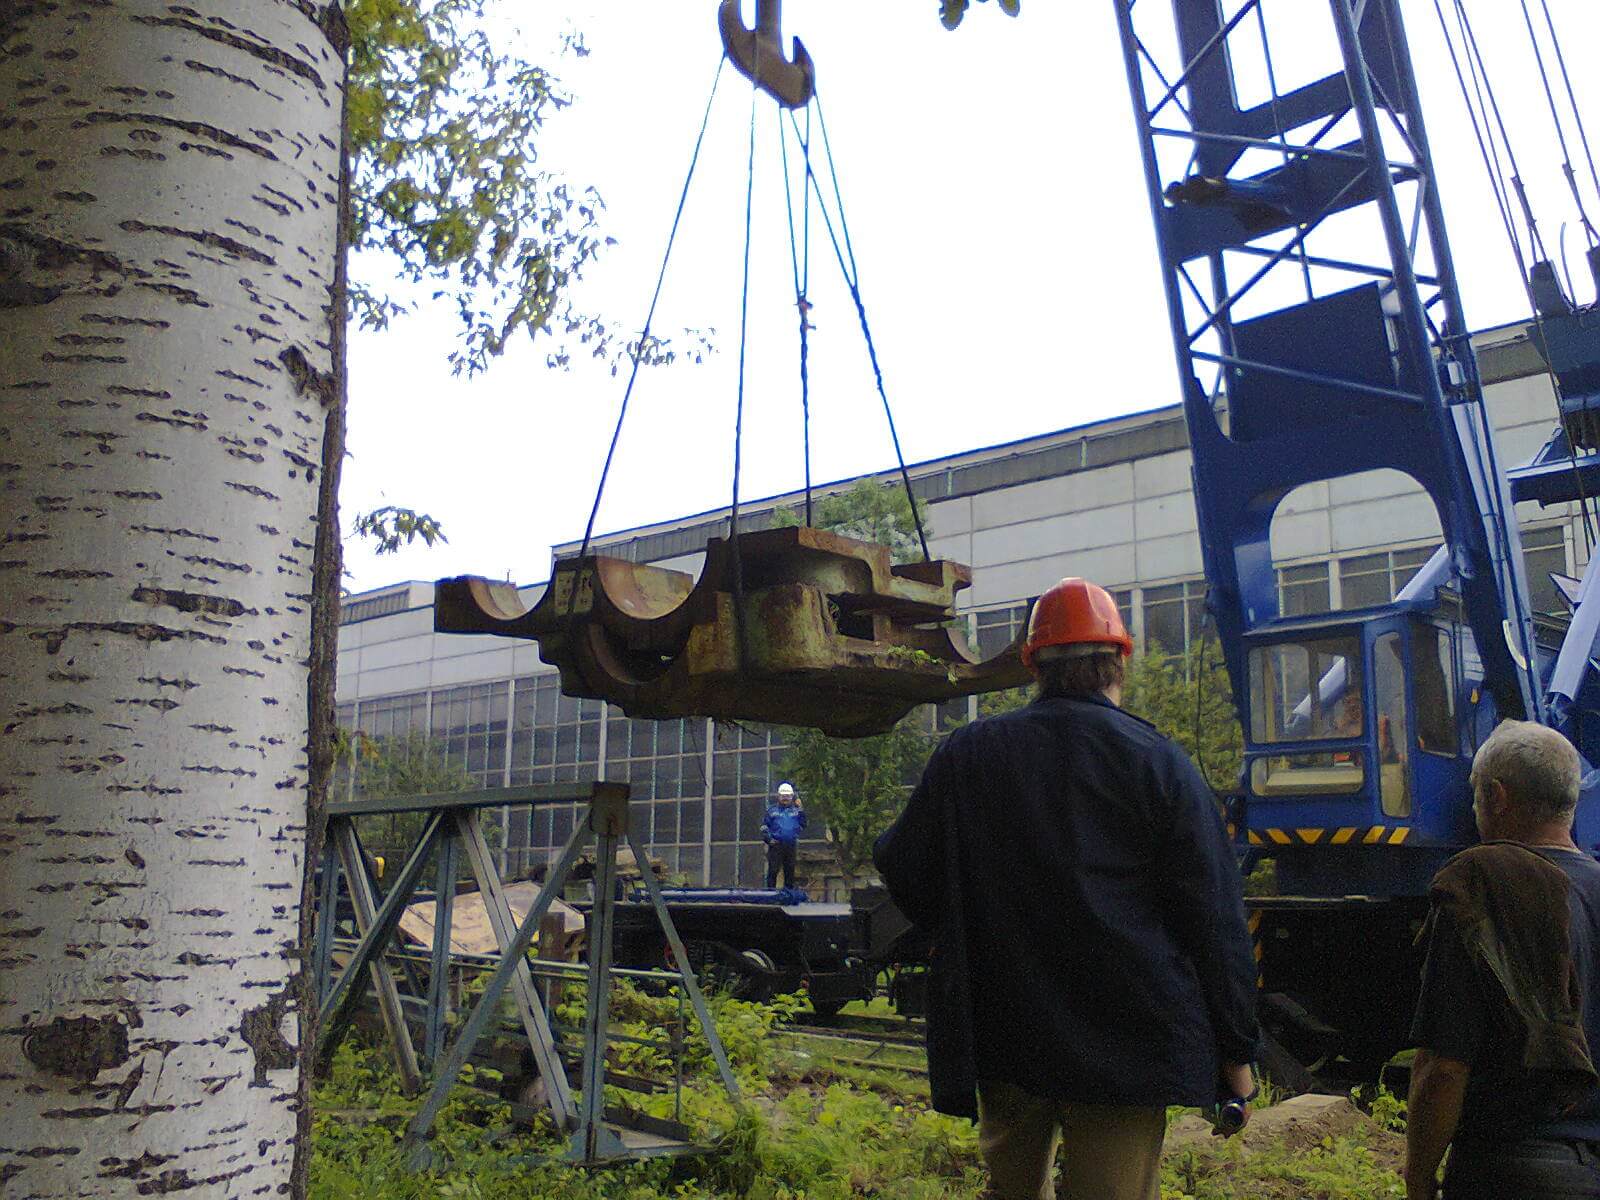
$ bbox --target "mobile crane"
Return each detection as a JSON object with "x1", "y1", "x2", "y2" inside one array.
[{"x1": 1112, "y1": 0, "x2": 1600, "y2": 1075}]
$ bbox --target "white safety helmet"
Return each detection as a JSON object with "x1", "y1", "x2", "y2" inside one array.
[{"x1": 777, "y1": 782, "x2": 796, "y2": 798}]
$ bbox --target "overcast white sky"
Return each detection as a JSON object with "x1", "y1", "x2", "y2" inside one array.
[{"x1": 340, "y1": 0, "x2": 1600, "y2": 593}]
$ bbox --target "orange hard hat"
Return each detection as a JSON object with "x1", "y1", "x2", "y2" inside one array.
[{"x1": 1022, "y1": 577, "x2": 1134, "y2": 668}]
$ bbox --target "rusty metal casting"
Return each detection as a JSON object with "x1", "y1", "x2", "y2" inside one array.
[
  {"x1": 435, "y1": 526, "x2": 1028, "y2": 737},
  {"x1": 718, "y1": 0, "x2": 815, "y2": 109}
]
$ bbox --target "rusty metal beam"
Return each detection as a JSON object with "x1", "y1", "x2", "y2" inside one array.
[{"x1": 436, "y1": 527, "x2": 1027, "y2": 736}]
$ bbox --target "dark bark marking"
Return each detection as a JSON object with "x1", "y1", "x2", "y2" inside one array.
[
  {"x1": 278, "y1": 345, "x2": 333, "y2": 408},
  {"x1": 135, "y1": 1167, "x2": 197, "y2": 1194},
  {"x1": 56, "y1": 332, "x2": 124, "y2": 346},
  {"x1": 135, "y1": 410, "x2": 206, "y2": 431},
  {"x1": 100, "y1": 144, "x2": 167, "y2": 162},
  {"x1": 133, "y1": 15, "x2": 324, "y2": 90},
  {"x1": 97, "y1": 1150, "x2": 177, "y2": 1182},
  {"x1": 36, "y1": 568, "x2": 114, "y2": 580},
  {"x1": 82, "y1": 312, "x2": 169, "y2": 329},
  {"x1": 0, "y1": 279, "x2": 64, "y2": 307},
  {"x1": 21, "y1": 1013, "x2": 130, "y2": 1081},
  {"x1": 137, "y1": 675, "x2": 199, "y2": 690},
  {"x1": 176, "y1": 554, "x2": 250, "y2": 574},
  {"x1": 0, "y1": 222, "x2": 139, "y2": 278},
  {"x1": 132, "y1": 280, "x2": 208, "y2": 306},
  {"x1": 131, "y1": 586, "x2": 245, "y2": 617},
  {"x1": 225, "y1": 481, "x2": 279, "y2": 501},
  {"x1": 108, "y1": 384, "x2": 172, "y2": 399},
  {"x1": 81, "y1": 110, "x2": 277, "y2": 161},
  {"x1": 42, "y1": 351, "x2": 129, "y2": 364},
  {"x1": 130, "y1": 524, "x2": 218, "y2": 542},
  {"x1": 175, "y1": 139, "x2": 231, "y2": 160},
  {"x1": 182, "y1": 57, "x2": 258, "y2": 92},
  {"x1": 115, "y1": 696, "x2": 179, "y2": 712},
  {"x1": 239, "y1": 983, "x2": 297, "y2": 1087},
  {"x1": 31, "y1": 621, "x2": 228, "y2": 653},
  {"x1": 117, "y1": 219, "x2": 274, "y2": 266},
  {"x1": 216, "y1": 367, "x2": 264, "y2": 388}
]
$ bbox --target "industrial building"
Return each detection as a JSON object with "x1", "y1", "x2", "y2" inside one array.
[{"x1": 336, "y1": 320, "x2": 1582, "y2": 889}]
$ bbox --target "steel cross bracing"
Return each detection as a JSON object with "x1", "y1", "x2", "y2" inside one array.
[
  {"x1": 1113, "y1": 0, "x2": 1545, "y2": 726},
  {"x1": 311, "y1": 782, "x2": 740, "y2": 1167}
]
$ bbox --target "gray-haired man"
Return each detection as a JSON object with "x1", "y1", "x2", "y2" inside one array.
[{"x1": 1406, "y1": 720, "x2": 1600, "y2": 1199}]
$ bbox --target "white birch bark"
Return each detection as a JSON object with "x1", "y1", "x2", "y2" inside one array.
[{"x1": 0, "y1": 3, "x2": 343, "y2": 1195}]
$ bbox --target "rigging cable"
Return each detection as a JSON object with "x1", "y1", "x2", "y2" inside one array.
[
  {"x1": 1516, "y1": 0, "x2": 1599, "y2": 249},
  {"x1": 1453, "y1": 1, "x2": 1551, "y2": 272},
  {"x1": 1535, "y1": 0, "x2": 1600, "y2": 247},
  {"x1": 779, "y1": 105, "x2": 815, "y2": 527},
  {"x1": 577, "y1": 55, "x2": 727, "y2": 565},
  {"x1": 1431, "y1": 0, "x2": 1526, "y2": 283},
  {"x1": 1431, "y1": 0, "x2": 1597, "y2": 556},
  {"x1": 728, "y1": 82, "x2": 760, "y2": 671},
  {"x1": 785, "y1": 90, "x2": 934, "y2": 563}
]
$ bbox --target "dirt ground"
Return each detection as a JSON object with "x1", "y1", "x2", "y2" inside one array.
[{"x1": 1164, "y1": 1095, "x2": 1405, "y2": 1197}]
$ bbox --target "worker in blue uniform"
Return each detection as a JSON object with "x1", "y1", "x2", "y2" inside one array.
[
  {"x1": 763, "y1": 781, "x2": 807, "y2": 890},
  {"x1": 874, "y1": 577, "x2": 1259, "y2": 1200},
  {"x1": 1405, "y1": 720, "x2": 1600, "y2": 1200}
]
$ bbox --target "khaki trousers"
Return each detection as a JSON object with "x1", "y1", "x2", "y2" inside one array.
[{"x1": 977, "y1": 1081, "x2": 1166, "y2": 1200}]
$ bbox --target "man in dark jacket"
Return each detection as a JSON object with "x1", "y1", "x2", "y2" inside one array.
[
  {"x1": 874, "y1": 577, "x2": 1259, "y2": 1200},
  {"x1": 1406, "y1": 720, "x2": 1600, "y2": 1200}
]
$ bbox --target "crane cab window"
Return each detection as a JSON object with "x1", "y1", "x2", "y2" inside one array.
[
  {"x1": 1373, "y1": 633, "x2": 1410, "y2": 818},
  {"x1": 1248, "y1": 636, "x2": 1365, "y2": 797},
  {"x1": 1249, "y1": 637, "x2": 1362, "y2": 743},
  {"x1": 1411, "y1": 625, "x2": 1457, "y2": 755}
]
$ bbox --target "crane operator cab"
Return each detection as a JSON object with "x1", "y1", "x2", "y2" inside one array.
[{"x1": 1238, "y1": 601, "x2": 1486, "y2": 896}]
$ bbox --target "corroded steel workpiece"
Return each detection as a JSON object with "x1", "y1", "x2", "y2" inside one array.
[{"x1": 435, "y1": 527, "x2": 1029, "y2": 737}]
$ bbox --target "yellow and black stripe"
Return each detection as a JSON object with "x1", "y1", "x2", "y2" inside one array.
[{"x1": 1246, "y1": 825, "x2": 1411, "y2": 846}]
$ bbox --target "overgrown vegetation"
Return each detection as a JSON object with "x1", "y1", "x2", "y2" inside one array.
[
  {"x1": 312, "y1": 985, "x2": 1406, "y2": 1199},
  {"x1": 1123, "y1": 638, "x2": 1245, "y2": 793},
  {"x1": 334, "y1": 729, "x2": 475, "y2": 856}
]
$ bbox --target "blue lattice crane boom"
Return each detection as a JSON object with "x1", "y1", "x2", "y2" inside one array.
[{"x1": 1111, "y1": 0, "x2": 1600, "y2": 1074}]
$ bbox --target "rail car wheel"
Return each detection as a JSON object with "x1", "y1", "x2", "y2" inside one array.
[{"x1": 733, "y1": 948, "x2": 779, "y2": 1002}]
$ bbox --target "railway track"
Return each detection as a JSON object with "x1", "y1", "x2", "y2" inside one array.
[{"x1": 781, "y1": 1010, "x2": 929, "y2": 1076}]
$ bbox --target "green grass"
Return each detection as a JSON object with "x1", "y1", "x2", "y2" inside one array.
[{"x1": 311, "y1": 988, "x2": 1406, "y2": 1200}]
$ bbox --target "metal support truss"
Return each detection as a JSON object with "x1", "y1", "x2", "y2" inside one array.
[
  {"x1": 1112, "y1": 0, "x2": 1544, "y2": 726},
  {"x1": 313, "y1": 781, "x2": 740, "y2": 1166}
]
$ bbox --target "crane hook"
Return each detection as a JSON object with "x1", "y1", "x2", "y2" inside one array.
[{"x1": 718, "y1": 0, "x2": 815, "y2": 109}]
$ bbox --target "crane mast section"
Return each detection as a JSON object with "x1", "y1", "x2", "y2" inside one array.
[{"x1": 1112, "y1": 0, "x2": 1543, "y2": 729}]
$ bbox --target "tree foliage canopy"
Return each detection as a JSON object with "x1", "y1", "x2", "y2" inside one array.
[
  {"x1": 939, "y1": 0, "x2": 1021, "y2": 31},
  {"x1": 780, "y1": 718, "x2": 932, "y2": 879},
  {"x1": 337, "y1": 728, "x2": 475, "y2": 852},
  {"x1": 1122, "y1": 639, "x2": 1244, "y2": 793},
  {"x1": 771, "y1": 480, "x2": 928, "y2": 565},
  {"x1": 347, "y1": 1, "x2": 710, "y2": 378}
]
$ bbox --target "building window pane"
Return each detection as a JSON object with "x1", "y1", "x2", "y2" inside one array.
[
  {"x1": 975, "y1": 603, "x2": 1029, "y2": 658},
  {"x1": 1522, "y1": 525, "x2": 1567, "y2": 615},
  {"x1": 1392, "y1": 545, "x2": 1439, "y2": 595},
  {"x1": 1279, "y1": 563, "x2": 1330, "y2": 617},
  {"x1": 1143, "y1": 583, "x2": 1187, "y2": 655}
]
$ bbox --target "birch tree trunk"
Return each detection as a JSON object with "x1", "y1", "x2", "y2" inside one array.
[{"x1": 0, "y1": 4, "x2": 344, "y2": 1196}]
